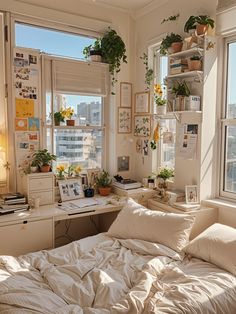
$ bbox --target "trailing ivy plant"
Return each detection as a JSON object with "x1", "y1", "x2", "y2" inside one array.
[
  {"x1": 140, "y1": 52, "x2": 154, "y2": 90},
  {"x1": 161, "y1": 13, "x2": 180, "y2": 24},
  {"x1": 101, "y1": 28, "x2": 127, "y2": 93}
]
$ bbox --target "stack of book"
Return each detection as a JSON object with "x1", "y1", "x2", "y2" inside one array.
[
  {"x1": 0, "y1": 193, "x2": 29, "y2": 215},
  {"x1": 169, "y1": 58, "x2": 188, "y2": 75}
]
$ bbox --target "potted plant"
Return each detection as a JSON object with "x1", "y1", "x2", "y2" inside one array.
[
  {"x1": 63, "y1": 107, "x2": 75, "y2": 126},
  {"x1": 157, "y1": 167, "x2": 174, "y2": 189},
  {"x1": 160, "y1": 33, "x2": 183, "y2": 56},
  {"x1": 184, "y1": 15, "x2": 214, "y2": 36},
  {"x1": 30, "y1": 159, "x2": 39, "y2": 173},
  {"x1": 32, "y1": 149, "x2": 57, "y2": 172},
  {"x1": 188, "y1": 55, "x2": 202, "y2": 71},
  {"x1": 154, "y1": 84, "x2": 167, "y2": 115},
  {"x1": 54, "y1": 110, "x2": 65, "y2": 126},
  {"x1": 100, "y1": 28, "x2": 127, "y2": 90},
  {"x1": 56, "y1": 164, "x2": 65, "y2": 179},
  {"x1": 95, "y1": 169, "x2": 112, "y2": 196},
  {"x1": 83, "y1": 39, "x2": 102, "y2": 62},
  {"x1": 171, "y1": 80, "x2": 190, "y2": 111}
]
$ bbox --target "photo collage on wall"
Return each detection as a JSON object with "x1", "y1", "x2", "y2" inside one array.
[{"x1": 13, "y1": 48, "x2": 41, "y2": 171}]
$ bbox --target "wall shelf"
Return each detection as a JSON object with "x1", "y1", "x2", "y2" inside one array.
[{"x1": 168, "y1": 47, "x2": 204, "y2": 58}]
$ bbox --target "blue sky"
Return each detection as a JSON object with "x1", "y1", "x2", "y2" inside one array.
[{"x1": 15, "y1": 23, "x2": 101, "y2": 107}]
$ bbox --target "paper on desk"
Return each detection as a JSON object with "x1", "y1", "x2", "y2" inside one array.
[{"x1": 59, "y1": 198, "x2": 98, "y2": 211}]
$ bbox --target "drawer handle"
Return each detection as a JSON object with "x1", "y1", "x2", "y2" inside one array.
[{"x1": 23, "y1": 220, "x2": 28, "y2": 224}]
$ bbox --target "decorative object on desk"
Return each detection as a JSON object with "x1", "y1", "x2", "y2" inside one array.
[
  {"x1": 32, "y1": 149, "x2": 56, "y2": 172},
  {"x1": 134, "y1": 91, "x2": 150, "y2": 114},
  {"x1": 87, "y1": 168, "x2": 101, "y2": 188},
  {"x1": 30, "y1": 159, "x2": 39, "y2": 173},
  {"x1": 84, "y1": 185, "x2": 95, "y2": 197},
  {"x1": 154, "y1": 84, "x2": 167, "y2": 115},
  {"x1": 113, "y1": 175, "x2": 142, "y2": 190},
  {"x1": 118, "y1": 108, "x2": 132, "y2": 133},
  {"x1": 117, "y1": 156, "x2": 130, "y2": 172},
  {"x1": 185, "y1": 185, "x2": 198, "y2": 204},
  {"x1": 157, "y1": 167, "x2": 174, "y2": 200},
  {"x1": 120, "y1": 82, "x2": 132, "y2": 108},
  {"x1": 160, "y1": 33, "x2": 183, "y2": 56},
  {"x1": 134, "y1": 115, "x2": 151, "y2": 137},
  {"x1": 58, "y1": 178, "x2": 84, "y2": 201},
  {"x1": 95, "y1": 169, "x2": 112, "y2": 196}
]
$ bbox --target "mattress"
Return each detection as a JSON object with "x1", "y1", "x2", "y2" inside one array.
[{"x1": 0, "y1": 233, "x2": 235, "y2": 313}]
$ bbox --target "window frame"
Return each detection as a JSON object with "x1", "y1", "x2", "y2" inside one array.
[{"x1": 220, "y1": 35, "x2": 236, "y2": 200}]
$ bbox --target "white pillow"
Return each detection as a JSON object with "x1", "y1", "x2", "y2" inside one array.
[
  {"x1": 184, "y1": 223, "x2": 236, "y2": 275},
  {"x1": 107, "y1": 198, "x2": 195, "y2": 252}
]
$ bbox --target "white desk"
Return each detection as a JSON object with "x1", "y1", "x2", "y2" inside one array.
[{"x1": 0, "y1": 195, "x2": 124, "y2": 256}]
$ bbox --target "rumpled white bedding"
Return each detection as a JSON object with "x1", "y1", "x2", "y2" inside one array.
[{"x1": 0, "y1": 233, "x2": 235, "y2": 314}]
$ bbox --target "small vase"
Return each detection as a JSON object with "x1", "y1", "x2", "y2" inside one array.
[
  {"x1": 66, "y1": 119, "x2": 75, "y2": 126},
  {"x1": 54, "y1": 119, "x2": 60, "y2": 126},
  {"x1": 156, "y1": 105, "x2": 167, "y2": 115},
  {"x1": 30, "y1": 166, "x2": 38, "y2": 173}
]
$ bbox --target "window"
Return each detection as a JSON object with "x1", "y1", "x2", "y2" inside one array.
[
  {"x1": 15, "y1": 21, "x2": 108, "y2": 170},
  {"x1": 221, "y1": 37, "x2": 236, "y2": 198},
  {"x1": 15, "y1": 22, "x2": 96, "y2": 59},
  {"x1": 154, "y1": 48, "x2": 176, "y2": 170}
]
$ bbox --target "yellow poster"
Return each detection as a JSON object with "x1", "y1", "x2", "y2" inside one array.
[{"x1": 15, "y1": 98, "x2": 34, "y2": 118}]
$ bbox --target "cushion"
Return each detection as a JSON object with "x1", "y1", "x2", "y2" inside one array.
[
  {"x1": 107, "y1": 198, "x2": 195, "y2": 252},
  {"x1": 184, "y1": 223, "x2": 236, "y2": 275}
]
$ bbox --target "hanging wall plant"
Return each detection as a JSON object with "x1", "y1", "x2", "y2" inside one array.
[
  {"x1": 101, "y1": 28, "x2": 127, "y2": 93},
  {"x1": 140, "y1": 52, "x2": 154, "y2": 90}
]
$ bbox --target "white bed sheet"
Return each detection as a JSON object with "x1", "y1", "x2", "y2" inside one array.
[{"x1": 0, "y1": 233, "x2": 235, "y2": 314}]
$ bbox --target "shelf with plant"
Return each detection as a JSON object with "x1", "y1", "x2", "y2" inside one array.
[
  {"x1": 32, "y1": 149, "x2": 57, "y2": 173},
  {"x1": 184, "y1": 15, "x2": 215, "y2": 36},
  {"x1": 160, "y1": 33, "x2": 183, "y2": 56},
  {"x1": 167, "y1": 70, "x2": 203, "y2": 80},
  {"x1": 168, "y1": 47, "x2": 204, "y2": 58}
]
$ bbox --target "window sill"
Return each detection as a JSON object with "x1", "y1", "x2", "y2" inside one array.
[{"x1": 202, "y1": 198, "x2": 236, "y2": 211}]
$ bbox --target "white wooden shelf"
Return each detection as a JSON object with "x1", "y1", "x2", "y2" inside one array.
[
  {"x1": 168, "y1": 47, "x2": 204, "y2": 58},
  {"x1": 167, "y1": 70, "x2": 203, "y2": 79}
]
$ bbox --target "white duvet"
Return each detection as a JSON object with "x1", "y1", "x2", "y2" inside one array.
[{"x1": 0, "y1": 233, "x2": 235, "y2": 314}]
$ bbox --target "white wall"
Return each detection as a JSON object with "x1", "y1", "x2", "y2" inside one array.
[{"x1": 134, "y1": 0, "x2": 217, "y2": 199}]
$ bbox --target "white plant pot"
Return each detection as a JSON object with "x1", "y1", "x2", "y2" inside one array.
[
  {"x1": 156, "y1": 105, "x2": 167, "y2": 115},
  {"x1": 30, "y1": 166, "x2": 38, "y2": 173}
]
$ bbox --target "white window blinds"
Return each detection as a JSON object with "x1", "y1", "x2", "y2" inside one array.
[{"x1": 53, "y1": 59, "x2": 109, "y2": 96}]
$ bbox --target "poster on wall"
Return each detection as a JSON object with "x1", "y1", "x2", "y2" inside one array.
[
  {"x1": 134, "y1": 115, "x2": 151, "y2": 137},
  {"x1": 176, "y1": 124, "x2": 198, "y2": 159}
]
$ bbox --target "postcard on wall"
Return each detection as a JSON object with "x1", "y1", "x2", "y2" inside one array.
[
  {"x1": 120, "y1": 82, "x2": 132, "y2": 108},
  {"x1": 176, "y1": 124, "x2": 198, "y2": 159},
  {"x1": 134, "y1": 91, "x2": 150, "y2": 114},
  {"x1": 15, "y1": 98, "x2": 34, "y2": 118},
  {"x1": 134, "y1": 115, "x2": 151, "y2": 137},
  {"x1": 15, "y1": 118, "x2": 28, "y2": 131},
  {"x1": 118, "y1": 108, "x2": 131, "y2": 133},
  {"x1": 28, "y1": 118, "x2": 40, "y2": 131},
  {"x1": 14, "y1": 49, "x2": 39, "y2": 68}
]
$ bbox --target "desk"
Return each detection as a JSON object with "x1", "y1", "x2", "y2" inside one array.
[{"x1": 0, "y1": 195, "x2": 124, "y2": 256}]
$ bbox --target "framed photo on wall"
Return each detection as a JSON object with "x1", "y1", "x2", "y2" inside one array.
[
  {"x1": 134, "y1": 115, "x2": 151, "y2": 137},
  {"x1": 120, "y1": 82, "x2": 132, "y2": 108},
  {"x1": 134, "y1": 91, "x2": 150, "y2": 114},
  {"x1": 58, "y1": 179, "x2": 84, "y2": 202},
  {"x1": 185, "y1": 185, "x2": 198, "y2": 204},
  {"x1": 118, "y1": 107, "x2": 132, "y2": 133}
]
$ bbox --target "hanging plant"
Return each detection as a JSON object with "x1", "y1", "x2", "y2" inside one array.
[
  {"x1": 101, "y1": 28, "x2": 127, "y2": 93},
  {"x1": 161, "y1": 13, "x2": 180, "y2": 24},
  {"x1": 140, "y1": 52, "x2": 154, "y2": 89}
]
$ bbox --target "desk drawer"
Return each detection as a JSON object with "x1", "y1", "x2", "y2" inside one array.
[
  {"x1": 30, "y1": 191, "x2": 54, "y2": 205},
  {"x1": 29, "y1": 177, "x2": 54, "y2": 192}
]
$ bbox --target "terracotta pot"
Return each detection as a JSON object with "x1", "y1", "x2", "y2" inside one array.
[
  {"x1": 171, "y1": 42, "x2": 183, "y2": 53},
  {"x1": 188, "y1": 60, "x2": 202, "y2": 71},
  {"x1": 98, "y1": 186, "x2": 111, "y2": 196},
  {"x1": 66, "y1": 119, "x2": 75, "y2": 126},
  {"x1": 196, "y1": 24, "x2": 208, "y2": 36},
  {"x1": 40, "y1": 165, "x2": 51, "y2": 172}
]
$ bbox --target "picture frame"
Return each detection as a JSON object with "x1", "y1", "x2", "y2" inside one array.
[
  {"x1": 120, "y1": 82, "x2": 132, "y2": 108},
  {"x1": 185, "y1": 185, "x2": 198, "y2": 204},
  {"x1": 117, "y1": 156, "x2": 130, "y2": 172},
  {"x1": 118, "y1": 107, "x2": 132, "y2": 133},
  {"x1": 134, "y1": 91, "x2": 150, "y2": 114},
  {"x1": 58, "y1": 179, "x2": 84, "y2": 202},
  {"x1": 86, "y1": 168, "x2": 101, "y2": 187},
  {"x1": 134, "y1": 115, "x2": 151, "y2": 137}
]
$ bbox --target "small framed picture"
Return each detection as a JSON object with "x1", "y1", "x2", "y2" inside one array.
[
  {"x1": 87, "y1": 168, "x2": 101, "y2": 187},
  {"x1": 117, "y1": 156, "x2": 130, "y2": 172},
  {"x1": 120, "y1": 82, "x2": 132, "y2": 108},
  {"x1": 134, "y1": 115, "x2": 151, "y2": 137},
  {"x1": 118, "y1": 108, "x2": 132, "y2": 133},
  {"x1": 58, "y1": 179, "x2": 84, "y2": 202},
  {"x1": 134, "y1": 91, "x2": 150, "y2": 114},
  {"x1": 185, "y1": 185, "x2": 198, "y2": 204}
]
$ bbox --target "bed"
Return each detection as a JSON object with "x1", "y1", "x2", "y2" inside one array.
[{"x1": 0, "y1": 199, "x2": 236, "y2": 313}]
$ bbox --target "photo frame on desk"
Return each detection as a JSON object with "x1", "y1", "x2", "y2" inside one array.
[
  {"x1": 87, "y1": 168, "x2": 101, "y2": 187},
  {"x1": 185, "y1": 185, "x2": 198, "y2": 204},
  {"x1": 58, "y1": 179, "x2": 84, "y2": 202},
  {"x1": 134, "y1": 91, "x2": 150, "y2": 114},
  {"x1": 120, "y1": 82, "x2": 132, "y2": 108}
]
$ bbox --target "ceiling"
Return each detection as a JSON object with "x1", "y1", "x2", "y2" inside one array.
[{"x1": 89, "y1": 0, "x2": 156, "y2": 12}]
